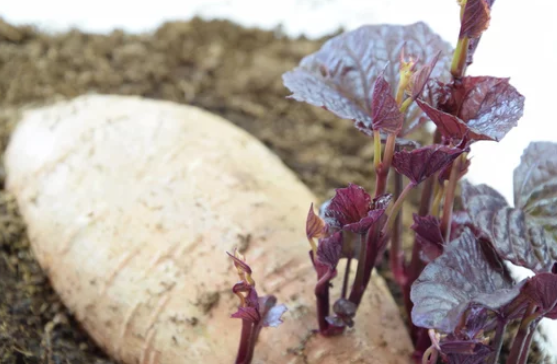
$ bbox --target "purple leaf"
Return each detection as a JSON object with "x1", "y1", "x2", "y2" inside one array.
[
  {"x1": 324, "y1": 315, "x2": 347, "y2": 328},
  {"x1": 231, "y1": 306, "x2": 261, "y2": 322},
  {"x1": 461, "y1": 181, "x2": 554, "y2": 273},
  {"x1": 322, "y1": 184, "x2": 385, "y2": 234},
  {"x1": 371, "y1": 71, "x2": 403, "y2": 134},
  {"x1": 408, "y1": 51, "x2": 441, "y2": 100},
  {"x1": 416, "y1": 100, "x2": 473, "y2": 145},
  {"x1": 411, "y1": 228, "x2": 520, "y2": 334},
  {"x1": 457, "y1": 77, "x2": 524, "y2": 140},
  {"x1": 520, "y1": 273, "x2": 557, "y2": 319},
  {"x1": 244, "y1": 286, "x2": 260, "y2": 307},
  {"x1": 412, "y1": 214, "x2": 444, "y2": 263},
  {"x1": 232, "y1": 280, "x2": 251, "y2": 295},
  {"x1": 452, "y1": 305, "x2": 490, "y2": 340},
  {"x1": 262, "y1": 304, "x2": 287, "y2": 327},
  {"x1": 259, "y1": 295, "x2": 288, "y2": 327},
  {"x1": 450, "y1": 211, "x2": 474, "y2": 242},
  {"x1": 460, "y1": 0, "x2": 491, "y2": 39},
  {"x1": 441, "y1": 338, "x2": 485, "y2": 355},
  {"x1": 306, "y1": 203, "x2": 327, "y2": 240},
  {"x1": 327, "y1": 298, "x2": 357, "y2": 328},
  {"x1": 316, "y1": 231, "x2": 343, "y2": 269},
  {"x1": 445, "y1": 344, "x2": 492, "y2": 364},
  {"x1": 392, "y1": 145, "x2": 463, "y2": 185},
  {"x1": 232, "y1": 288, "x2": 261, "y2": 322},
  {"x1": 227, "y1": 250, "x2": 253, "y2": 275},
  {"x1": 282, "y1": 22, "x2": 452, "y2": 136},
  {"x1": 258, "y1": 294, "x2": 276, "y2": 312},
  {"x1": 417, "y1": 77, "x2": 524, "y2": 145},
  {"x1": 372, "y1": 193, "x2": 393, "y2": 210},
  {"x1": 514, "y1": 142, "x2": 557, "y2": 210},
  {"x1": 439, "y1": 154, "x2": 470, "y2": 183},
  {"x1": 466, "y1": 0, "x2": 496, "y2": 66},
  {"x1": 513, "y1": 142, "x2": 557, "y2": 259}
]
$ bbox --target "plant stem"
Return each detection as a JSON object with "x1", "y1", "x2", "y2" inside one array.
[
  {"x1": 363, "y1": 220, "x2": 386, "y2": 292},
  {"x1": 413, "y1": 329, "x2": 434, "y2": 363},
  {"x1": 375, "y1": 133, "x2": 396, "y2": 197},
  {"x1": 348, "y1": 235, "x2": 367, "y2": 305},
  {"x1": 400, "y1": 97, "x2": 413, "y2": 113},
  {"x1": 488, "y1": 320, "x2": 507, "y2": 364},
  {"x1": 506, "y1": 304, "x2": 538, "y2": 364},
  {"x1": 315, "y1": 268, "x2": 338, "y2": 336},
  {"x1": 384, "y1": 182, "x2": 415, "y2": 234},
  {"x1": 451, "y1": 37, "x2": 469, "y2": 79},
  {"x1": 390, "y1": 171, "x2": 405, "y2": 285},
  {"x1": 374, "y1": 170, "x2": 387, "y2": 198},
  {"x1": 383, "y1": 134, "x2": 396, "y2": 173},
  {"x1": 235, "y1": 319, "x2": 255, "y2": 364},
  {"x1": 246, "y1": 323, "x2": 265, "y2": 364},
  {"x1": 459, "y1": 0, "x2": 467, "y2": 20},
  {"x1": 440, "y1": 158, "x2": 461, "y2": 242},
  {"x1": 417, "y1": 130, "x2": 441, "y2": 217},
  {"x1": 406, "y1": 176, "x2": 435, "y2": 299},
  {"x1": 341, "y1": 257, "x2": 352, "y2": 299},
  {"x1": 405, "y1": 241, "x2": 425, "y2": 342},
  {"x1": 517, "y1": 324, "x2": 537, "y2": 364},
  {"x1": 430, "y1": 181, "x2": 444, "y2": 217},
  {"x1": 405, "y1": 131, "x2": 440, "y2": 345},
  {"x1": 374, "y1": 130, "x2": 382, "y2": 171},
  {"x1": 421, "y1": 346, "x2": 438, "y2": 364},
  {"x1": 396, "y1": 86, "x2": 406, "y2": 107},
  {"x1": 349, "y1": 225, "x2": 384, "y2": 307},
  {"x1": 418, "y1": 175, "x2": 435, "y2": 216}
]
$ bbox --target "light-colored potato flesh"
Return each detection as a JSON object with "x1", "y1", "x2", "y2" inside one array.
[{"x1": 5, "y1": 95, "x2": 412, "y2": 364}]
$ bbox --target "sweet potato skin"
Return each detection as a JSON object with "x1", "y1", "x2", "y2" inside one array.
[{"x1": 5, "y1": 95, "x2": 412, "y2": 364}]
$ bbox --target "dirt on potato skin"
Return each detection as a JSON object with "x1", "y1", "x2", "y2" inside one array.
[{"x1": 0, "y1": 17, "x2": 545, "y2": 364}]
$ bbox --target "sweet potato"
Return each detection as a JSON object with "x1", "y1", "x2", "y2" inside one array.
[{"x1": 5, "y1": 95, "x2": 412, "y2": 364}]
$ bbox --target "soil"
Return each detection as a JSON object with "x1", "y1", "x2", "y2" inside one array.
[{"x1": 0, "y1": 17, "x2": 544, "y2": 364}]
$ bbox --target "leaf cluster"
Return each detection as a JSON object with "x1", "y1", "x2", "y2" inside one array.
[{"x1": 278, "y1": 1, "x2": 552, "y2": 363}]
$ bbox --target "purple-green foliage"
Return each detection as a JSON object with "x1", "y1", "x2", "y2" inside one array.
[{"x1": 278, "y1": 0, "x2": 557, "y2": 363}]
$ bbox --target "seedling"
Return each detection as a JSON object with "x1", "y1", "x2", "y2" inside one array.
[
  {"x1": 228, "y1": 250, "x2": 287, "y2": 364},
  {"x1": 281, "y1": 0, "x2": 556, "y2": 363}
]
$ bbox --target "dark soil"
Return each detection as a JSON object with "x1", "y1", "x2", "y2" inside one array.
[{"x1": 0, "y1": 17, "x2": 545, "y2": 364}]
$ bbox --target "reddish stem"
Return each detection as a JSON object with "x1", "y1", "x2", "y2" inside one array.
[
  {"x1": 315, "y1": 268, "x2": 341, "y2": 336},
  {"x1": 348, "y1": 235, "x2": 367, "y2": 306},
  {"x1": 405, "y1": 131, "x2": 440, "y2": 345},
  {"x1": 390, "y1": 170, "x2": 405, "y2": 286},
  {"x1": 517, "y1": 325, "x2": 537, "y2": 364},
  {"x1": 309, "y1": 250, "x2": 343, "y2": 336},
  {"x1": 362, "y1": 220, "x2": 387, "y2": 291},
  {"x1": 506, "y1": 304, "x2": 538, "y2": 364},
  {"x1": 487, "y1": 319, "x2": 507, "y2": 364},
  {"x1": 341, "y1": 257, "x2": 352, "y2": 299},
  {"x1": 375, "y1": 133, "x2": 396, "y2": 197},
  {"x1": 440, "y1": 157, "x2": 461, "y2": 241},
  {"x1": 348, "y1": 224, "x2": 385, "y2": 307},
  {"x1": 418, "y1": 175, "x2": 435, "y2": 216},
  {"x1": 384, "y1": 182, "x2": 415, "y2": 235},
  {"x1": 235, "y1": 319, "x2": 256, "y2": 364}
]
